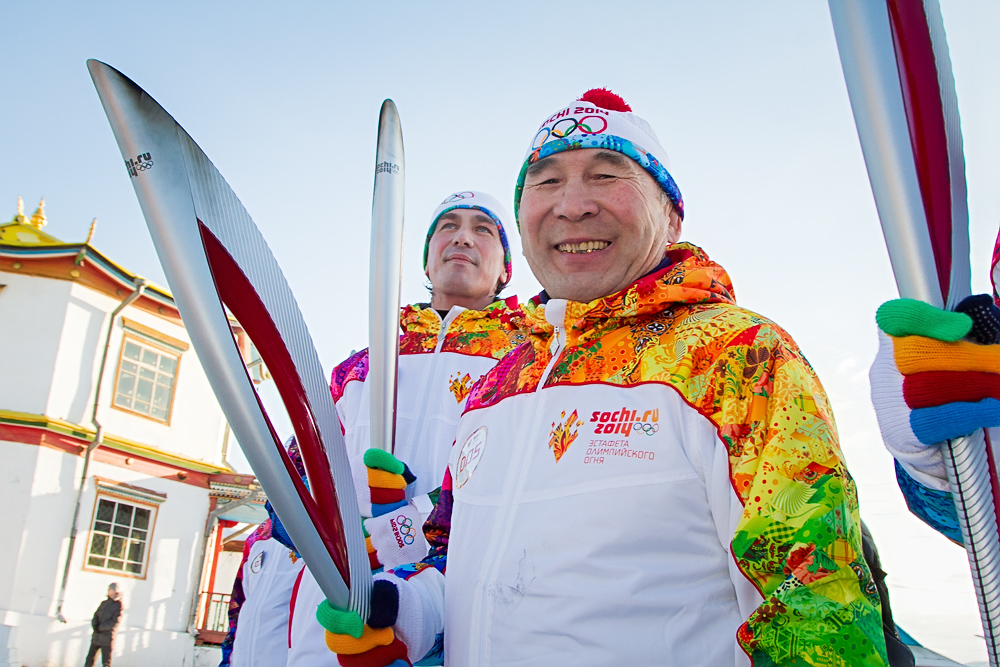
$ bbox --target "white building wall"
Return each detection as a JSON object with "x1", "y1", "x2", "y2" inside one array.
[
  {"x1": 0, "y1": 441, "x2": 213, "y2": 666},
  {"x1": 0, "y1": 274, "x2": 228, "y2": 469},
  {"x1": 0, "y1": 272, "x2": 72, "y2": 417},
  {"x1": 2, "y1": 267, "x2": 246, "y2": 664},
  {"x1": 47, "y1": 283, "x2": 228, "y2": 467},
  {"x1": 45, "y1": 282, "x2": 116, "y2": 426},
  {"x1": 0, "y1": 442, "x2": 38, "y2": 613}
]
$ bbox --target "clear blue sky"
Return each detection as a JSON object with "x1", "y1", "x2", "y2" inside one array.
[{"x1": 4, "y1": 1, "x2": 998, "y2": 662}]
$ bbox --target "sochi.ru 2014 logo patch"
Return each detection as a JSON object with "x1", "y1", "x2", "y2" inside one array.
[
  {"x1": 590, "y1": 408, "x2": 659, "y2": 436},
  {"x1": 125, "y1": 152, "x2": 153, "y2": 178},
  {"x1": 583, "y1": 407, "x2": 661, "y2": 465},
  {"x1": 455, "y1": 426, "x2": 487, "y2": 489}
]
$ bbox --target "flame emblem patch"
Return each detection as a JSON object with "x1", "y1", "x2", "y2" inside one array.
[
  {"x1": 449, "y1": 372, "x2": 473, "y2": 403},
  {"x1": 548, "y1": 409, "x2": 584, "y2": 462}
]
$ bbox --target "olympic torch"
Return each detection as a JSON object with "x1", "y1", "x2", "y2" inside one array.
[
  {"x1": 87, "y1": 59, "x2": 372, "y2": 620},
  {"x1": 828, "y1": 1, "x2": 1000, "y2": 662},
  {"x1": 368, "y1": 101, "x2": 405, "y2": 454}
]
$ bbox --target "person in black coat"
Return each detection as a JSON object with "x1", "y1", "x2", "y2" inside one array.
[{"x1": 84, "y1": 583, "x2": 122, "y2": 667}]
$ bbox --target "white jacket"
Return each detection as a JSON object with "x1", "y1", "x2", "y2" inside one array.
[
  {"x1": 229, "y1": 536, "x2": 304, "y2": 667},
  {"x1": 287, "y1": 300, "x2": 525, "y2": 666},
  {"x1": 395, "y1": 246, "x2": 887, "y2": 667},
  {"x1": 332, "y1": 303, "x2": 522, "y2": 494},
  {"x1": 440, "y1": 304, "x2": 758, "y2": 666}
]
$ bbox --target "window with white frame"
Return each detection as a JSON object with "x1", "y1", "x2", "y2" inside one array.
[{"x1": 113, "y1": 334, "x2": 181, "y2": 423}]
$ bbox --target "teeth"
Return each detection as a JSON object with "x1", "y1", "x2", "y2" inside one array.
[{"x1": 557, "y1": 241, "x2": 610, "y2": 254}]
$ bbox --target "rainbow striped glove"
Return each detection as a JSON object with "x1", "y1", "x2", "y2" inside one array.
[
  {"x1": 316, "y1": 579, "x2": 409, "y2": 667},
  {"x1": 352, "y1": 449, "x2": 417, "y2": 519},
  {"x1": 870, "y1": 296, "x2": 1000, "y2": 487}
]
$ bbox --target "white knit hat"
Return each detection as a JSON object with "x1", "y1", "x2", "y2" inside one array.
[
  {"x1": 423, "y1": 190, "x2": 513, "y2": 289},
  {"x1": 513, "y1": 88, "x2": 683, "y2": 225}
]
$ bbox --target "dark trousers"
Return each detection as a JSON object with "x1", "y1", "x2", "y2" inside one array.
[{"x1": 84, "y1": 640, "x2": 112, "y2": 667}]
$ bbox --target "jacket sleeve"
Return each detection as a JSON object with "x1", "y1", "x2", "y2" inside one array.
[
  {"x1": 719, "y1": 324, "x2": 888, "y2": 666},
  {"x1": 869, "y1": 330, "x2": 963, "y2": 543},
  {"x1": 893, "y1": 460, "x2": 962, "y2": 544}
]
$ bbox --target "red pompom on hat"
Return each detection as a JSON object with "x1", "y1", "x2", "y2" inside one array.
[{"x1": 578, "y1": 88, "x2": 632, "y2": 113}]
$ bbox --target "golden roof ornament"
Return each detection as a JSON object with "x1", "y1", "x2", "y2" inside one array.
[
  {"x1": 29, "y1": 198, "x2": 47, "y2": 230},
  {"x1": 86, "y1": 218, "x2": 98, "y2": 245},
  {"x1": 11, "y1": 196, "x2": 26, "y2": 224}
]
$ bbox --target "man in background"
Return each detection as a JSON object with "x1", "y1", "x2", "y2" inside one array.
[{"x1": 84, "y1": 582, "x2": 122, "y2": 667}]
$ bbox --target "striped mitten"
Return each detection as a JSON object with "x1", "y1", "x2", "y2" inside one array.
[
  {"x1": 353, "y1": 449, "x2": 417, "y2": 518},
  {"x1": 870, "y1": 296, "x2": 1000, "y2": 487},
  {"x1": 317, "y1": 579, "x2": 409, "y2": 667}
]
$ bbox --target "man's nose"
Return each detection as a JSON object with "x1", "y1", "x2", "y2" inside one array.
[
  {"x1": 452, "y1": 226, "x2": 474, "y2": 246},
  {"x1": 552, "y1": 178, "x2": 598, "y2": 221}
]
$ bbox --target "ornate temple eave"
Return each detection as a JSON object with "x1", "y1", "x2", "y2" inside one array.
[{"x1": 0, "y1": 236, "x2": 181, "y2": 325}]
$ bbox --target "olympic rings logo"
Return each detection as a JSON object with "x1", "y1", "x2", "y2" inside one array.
[
  {"x1": 632, "y1": 422, "x2": 659, "y2": 436},
  {"x1": 532, "y1": 115, "x2": 609, "y2": 149},
  {"x1": 443, "y1": 192, "x2": 475, "y2": 204},
  {"x1": 135, "y1": 160, "x2": 154, "y2": 171},
  {"x1": 395, "y1": 515, "x2": 416, "y2": 545}
]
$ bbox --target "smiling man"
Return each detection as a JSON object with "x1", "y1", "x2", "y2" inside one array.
[{"x1": 319, "y1": 91, "x2": 888, "y2": 667}]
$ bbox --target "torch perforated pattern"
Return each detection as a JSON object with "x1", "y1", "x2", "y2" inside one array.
[
  {"x1": 177, "y1": 132, "x2": 371, "y2": 620},
  {"x1": 945, "y1": 432, "x2": 1000, "y2": 664}
]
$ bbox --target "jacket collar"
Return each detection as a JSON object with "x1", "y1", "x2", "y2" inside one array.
[
  {"x1": 400, "y1": 295, "x2": 522, "y2": 336},
  {"x1": 524, "y1": 243, "x2": 736, "y2": 344}
]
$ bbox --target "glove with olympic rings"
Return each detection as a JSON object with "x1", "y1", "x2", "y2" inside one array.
[
  {"x1": 353, "y1": 449, "x2": 417, "y2": 519},
  {"x1": 870, "y1": 295, "x2": 1000, "y2": 488},
  {"x1": 362, "y1": 502, "x2": 429, "y2": 572},
  {"x1": 317, "y1": 577, "x2": 409, "y2": 666}
]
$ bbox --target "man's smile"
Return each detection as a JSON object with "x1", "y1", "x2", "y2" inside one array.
[{"x1": 555, "y1": 240, "x2": 611, "y2": 254}]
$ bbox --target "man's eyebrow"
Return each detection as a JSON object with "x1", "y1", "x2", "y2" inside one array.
[
  {"x1": 525, "y1": 150, "x2": 632, "y2": 180},
  {"x1": 525, "y1": 156, "x2": 556, "y2": 179},
  {"x1": 438, "y1": 211, "x2": 495, "y2": 225},
  {"x1": 590, "y1": 150, "x2": 632, "y2": 169}
]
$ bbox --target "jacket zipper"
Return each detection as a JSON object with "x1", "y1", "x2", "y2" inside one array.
[{"x1": 475, "y1": 307, "x2": 566, "y2": 665}]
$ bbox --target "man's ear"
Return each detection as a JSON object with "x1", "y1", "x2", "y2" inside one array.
[{"x1": 665, "y1": 208, "x2": 682, "y2": 244}]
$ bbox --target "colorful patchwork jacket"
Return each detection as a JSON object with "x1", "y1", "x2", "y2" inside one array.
[
  {"x1": 391, "y1": 244, "x2": 888, "y2": 666},
  {"x1": 287, "y1": 298, "x2": 525, "y2": 666}
]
